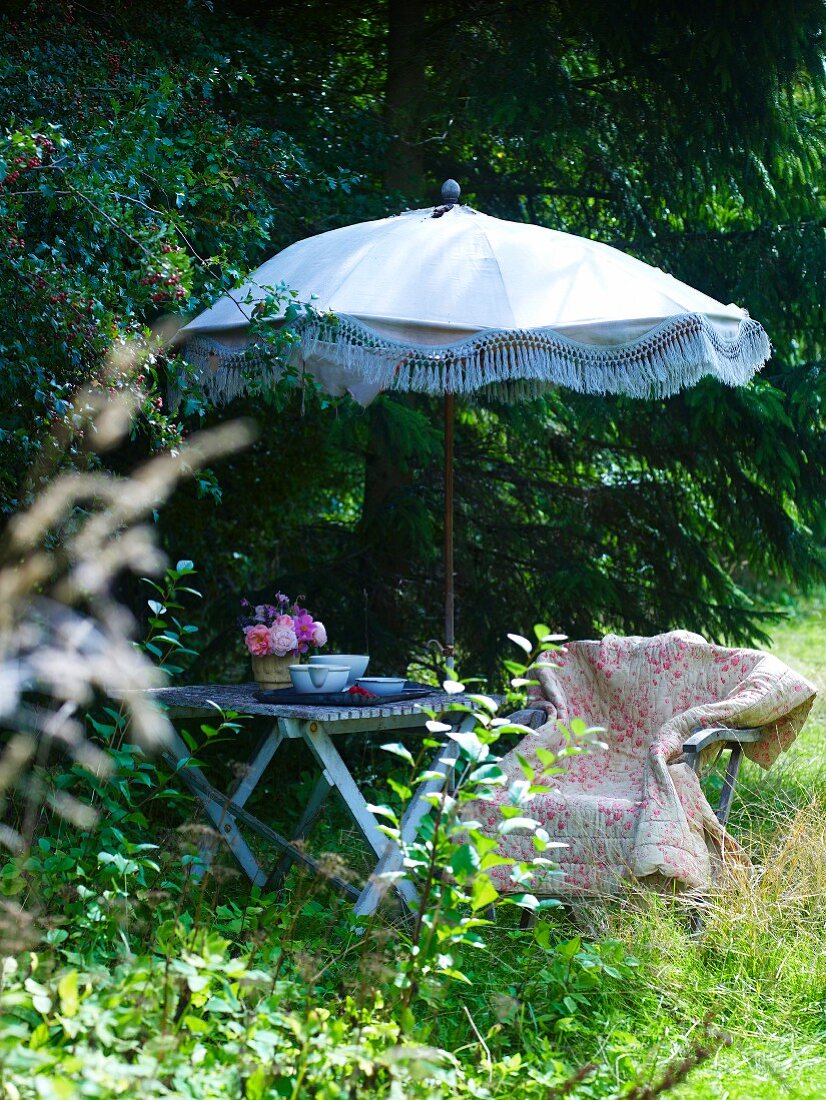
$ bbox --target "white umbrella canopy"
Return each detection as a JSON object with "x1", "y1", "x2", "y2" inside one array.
[
  {"x1": 180, "y1": 181, "x2": 769, "y2": 405},
  {"x1": 178, "y1": 182, "x2": 771, "y2": 663}
]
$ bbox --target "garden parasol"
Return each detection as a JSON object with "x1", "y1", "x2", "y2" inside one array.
[{"x1": 178, "y1": 181, "x2": 770, "y2": 661}]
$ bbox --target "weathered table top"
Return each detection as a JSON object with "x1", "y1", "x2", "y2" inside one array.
[{"x1": 149, "y1": 682, "x2": 468, "y2": 723}]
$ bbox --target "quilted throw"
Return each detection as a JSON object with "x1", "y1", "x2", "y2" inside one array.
[{"x1": 478, "y1": 631, "x2": 816, "y2": 896}]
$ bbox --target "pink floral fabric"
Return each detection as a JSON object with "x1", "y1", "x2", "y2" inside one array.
[{"x1": 480, "y1": 631, "x2": 816, "y2": 896}]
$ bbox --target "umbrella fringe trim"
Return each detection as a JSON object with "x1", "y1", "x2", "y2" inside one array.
[{"x1": 178, "y1": 312, "x2": 770, "y2": 404}]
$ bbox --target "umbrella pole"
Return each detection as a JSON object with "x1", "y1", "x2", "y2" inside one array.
[{"x1": 444, "y1": 392, "x2": 455, "y2": 670}]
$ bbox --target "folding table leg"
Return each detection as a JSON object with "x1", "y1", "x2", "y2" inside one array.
[
  {"x1": 165, "y1": 724, "x2": 285, "y2": 886},
  {"x1": 264, "y1": 769, "x2": 333, "y2": 892},
  {"x1": 229, "y1": 726, "x2": 286, "y2": 808},
  {"x1": 285, "y1": 717, "x2": 427, "y2": 910},
  {"x1": 291, "y1": 720, "x2": 391, "y2": 863},
  {"x1": 354, "y1": 739, "x2": 462, "y2": 917},
  {"x1": 172, "y1": 761, "x2": 268, "y2": 887}
]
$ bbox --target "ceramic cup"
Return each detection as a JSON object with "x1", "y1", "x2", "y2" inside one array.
[
  {"x1": 308, "y1": 653, "x2": 370, "y2": 685},
  {"x1": 290, "y1": 664, "x2": 350, "y2": 693}
]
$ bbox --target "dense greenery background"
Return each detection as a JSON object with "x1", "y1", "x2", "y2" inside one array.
[
  {"x1": 1, "y1": 6, "x2": 825, "y2": 1098},
  {"x1": 1, "y1": 0, "x2": 824, "y2": 681}
]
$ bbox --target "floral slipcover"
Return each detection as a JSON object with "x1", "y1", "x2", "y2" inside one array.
[{"x1": 479, "y1": 631, "x2": 816, "y2": 896}]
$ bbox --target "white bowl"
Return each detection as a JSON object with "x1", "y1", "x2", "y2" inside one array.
[
  {"x1": 290, "y1": 664, "x2": 350, "y2": 693},
  {"x1": 309, "y1": 653, "x2": 370, "y2": 685},
  {"x1": 356, "y1": 676, "x2": 406, "y2": 697}
]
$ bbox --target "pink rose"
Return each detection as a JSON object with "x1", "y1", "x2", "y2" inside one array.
[
  {"x1": 275, "y1": 614, "x2": 294, "y2": 627},
  {"x1": 269, "y1": 624, "x2": 298, "y2": 657},
  {"x1": 244, "y1": 623, "x2": 272, "y2": 656},
  {"x1": 313, "y1": 621, "x2": 327, "y2": 647}
]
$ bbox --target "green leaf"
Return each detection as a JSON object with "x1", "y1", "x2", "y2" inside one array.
[
  {"x1": 470, "y1": 875, "x2": 498, "y2": 912},
  {"x1": 535, "y1": 748, "x2": 558, "y2": 769},
  {"x1": 450, "y1": 843, "x2": 480, "y2": 879},
  {"x1": 425, "y1": 720, "x2": 453, "y2": 734},
  {"x1": 387, "y1": 777, "x2": 412, "y2": 800},
  {"x1": 468, "y1": 763, "x2": 505, "y2": 784},
  {"x1": 556, "y1": 936, "x2": 581, "y2": 961},
  {"x1": 503, "y1": 660, "x2": 528, "y2": 676},
  {"x1": 381, "y1": 742, "x2": 414, "y2": 765},
  {"x1": 479, "y1": 852, "x2": 513, "y2": 870},
  {"x1": 57, "y1": 970, "x2": 79, "y2": 1017},
  {"x1": 442, "y1": 680, "x2": 466, "y2": 695},
  {"x1": 497, "y1": 817, "x2": 538, "y2": 834},
  {"x1": 446, "y1": 728, "x2": 486, "y2": 760},
  {"x1": 29, "y1": 1022, "x2": 50, "y2": 1050},
  {"x1": 365, "y1": 803, "x2": 399, "y2": 825},
  {"x1": 437, "y1": 967, "x2": 473, "y2": 984},
  {"x1": 245, "y1": 1067, "x2": 271, "y2": 1100},
  {"x1": 182, "y1": 1014, "x2": 211, "y2": 1034},
  {"x1": 534, "y1": 920, "x2": 551, "y2": 949}
]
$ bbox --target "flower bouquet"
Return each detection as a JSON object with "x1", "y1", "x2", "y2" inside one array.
[{"x1": 240, "y1": 593, "x2": 327, "y2": 688}]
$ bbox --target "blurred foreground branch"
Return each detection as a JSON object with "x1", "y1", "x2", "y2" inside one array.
[{"x1": 0, "y1": 355, "x2": 253, "y2": 854}]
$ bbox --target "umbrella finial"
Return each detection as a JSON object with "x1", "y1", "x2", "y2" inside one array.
[{"x1": 440, "y1": 179, "x2": 461, "y2": 206}]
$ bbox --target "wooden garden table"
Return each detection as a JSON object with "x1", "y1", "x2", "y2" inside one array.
[{"x1": 150, "y1": 683, "x2": 476, "y2": 916}]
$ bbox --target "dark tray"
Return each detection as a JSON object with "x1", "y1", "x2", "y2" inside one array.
[{"x1": 254, "y1": 682, "x2": 435, "y2": 707}]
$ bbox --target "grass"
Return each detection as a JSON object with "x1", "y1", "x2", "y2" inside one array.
[
  {"x1": 368, "y1": 597, "x2": 826, "y2": 1098},
  {"x1": 659, "y1": 597, "x2": 826, "y2": 1098},
  {"x1": 257, "y1": 598, "x2": 826, "y2": 1098},
  {"x1": 265, "y1": 598, "x2": 826, "y2": 1098},
  {"x1": 5, "y1": 600, "x2": 823, "y2": 1098},
  {"x1": 547, "y1": 597, "x2": 826, "y2": 1099}
]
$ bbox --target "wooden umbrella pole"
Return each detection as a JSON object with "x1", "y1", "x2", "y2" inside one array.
[{"x1": 444, "y1": 392, "x2": 455, "y2": 669}]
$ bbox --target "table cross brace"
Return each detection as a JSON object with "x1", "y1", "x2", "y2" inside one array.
[
  {"x1": 161, "y1": 700, "x2": 477, "y2": 915},
  {"x1": 166, "y1": 748, "x2": 361, "y2": 899}
]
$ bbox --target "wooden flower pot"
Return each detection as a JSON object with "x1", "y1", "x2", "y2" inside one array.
[{"x1": 250, "y1": 653, "x2": 293, "y2": 689}]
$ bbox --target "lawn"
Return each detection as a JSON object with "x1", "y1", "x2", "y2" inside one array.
[{"x1": 663, "y1": 598, "x2": 826, "y2": 1098}]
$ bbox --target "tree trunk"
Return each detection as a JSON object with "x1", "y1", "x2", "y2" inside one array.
[
  {"x1": 384, "y1": 0, "x2": 426, "y2": 200},
  {"x1": 356, "y1": 1, "x2": 430, "y2": 660},
  {"x1": 357, "y1": 400, "x2": 419, "y2": 651}
]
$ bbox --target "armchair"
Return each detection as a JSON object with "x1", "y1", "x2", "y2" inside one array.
[{"x1": 478, "y1": 630, "x2": 815, "y2": 899}]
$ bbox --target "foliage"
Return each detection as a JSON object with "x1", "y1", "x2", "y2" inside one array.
[
  {"x1": 139, "y1": 560, "x2": 203, "y2": 679},
  {"x1": 0, "y1": 591, "x2": 645, "y2": 1098},
  {"x1": 0, "y1": 599, "x2": 823, "y2": 1098},
  {"x1": 0, "y1": 624, "x2": 667, "y2": 1099},
  {"x1": 369, "y1": 658, "x2": 547, "y2": 1010},
  {"x1": 0, "y1": 3, "x2": 825, "y2": 1095},
  {"x1": 150, "y1": 0, "x2": 824, "y2": 677},
  {"x1": 0, "y1": 378, "x2": 249, "y2": 866},
  {"x1": 0, "y1": 2, "x2": 346, "y2": 510},
  {"x1": 0, "y1": 1, "x2": 823, "y2": 682},
  {"x1": 0, "y1": 407, "x2": 823, "y2": 1097}
]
